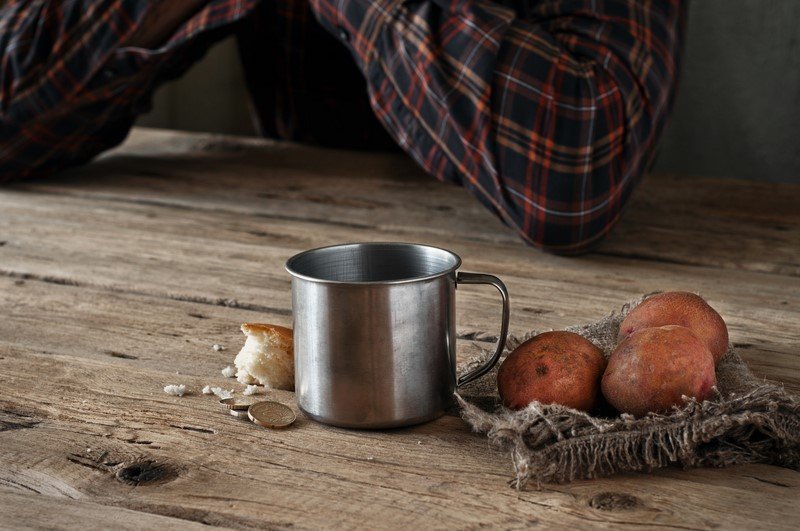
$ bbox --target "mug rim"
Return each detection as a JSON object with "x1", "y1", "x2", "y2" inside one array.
[{"x1": 285, "y1": 242, "x2": 462, "y2": 285}]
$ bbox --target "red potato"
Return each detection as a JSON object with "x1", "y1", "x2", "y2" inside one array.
[
  {"x1": 618, "y1": 291, "x2": 729, "y2": 363},
  {"x1": 602, "y1": 325, "x2": 716, "y2": 417},
  {"x1": 497, "y1": 331, "x2": 606, "y2": 412}
]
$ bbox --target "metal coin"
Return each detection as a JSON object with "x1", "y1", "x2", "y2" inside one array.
[
  {"x1": 247, "y1": 401, "x2": 296, "y2": 429},
  {"x1": 219, "y1": 398, "x2": 250, "y2": 411},
  {"x1": 229, "y1": 409, "x2": 249, "y2": 419}
]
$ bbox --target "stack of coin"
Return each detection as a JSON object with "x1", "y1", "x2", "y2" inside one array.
[
  {"x1": 218, "y1": 398, "x2": 296, "y2": 428},
  {"x1": 219, "y1": 397, "x2": 251, "y2": 419}
]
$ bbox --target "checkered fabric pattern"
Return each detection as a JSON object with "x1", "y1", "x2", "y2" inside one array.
[{"x1": 0, "y1": 0, "x2": 686, "y2": 253}]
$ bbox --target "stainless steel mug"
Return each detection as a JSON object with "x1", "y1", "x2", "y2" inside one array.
[{"x1": 285, "y1": 242, "x2": 509, "y2": 429}]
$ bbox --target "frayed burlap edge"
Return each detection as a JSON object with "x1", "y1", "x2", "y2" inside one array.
[{"x1": 456, "y1": 294, "x2": 800, "y2": 488}]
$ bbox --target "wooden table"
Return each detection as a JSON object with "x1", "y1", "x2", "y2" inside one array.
[{"x1": 1, "y1": 128, "x2": 798, "y2": 529}]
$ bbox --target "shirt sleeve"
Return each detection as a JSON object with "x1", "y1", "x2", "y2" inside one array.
[
  {"x1": 0, "y1": 0, "x2": 256, "y2": 182},
  {"x1": 310, "y1": 0, "x2": 687, "y2": 254}
]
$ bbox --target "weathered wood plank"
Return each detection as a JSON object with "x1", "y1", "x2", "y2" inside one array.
[
  {"x1": 1, "y1": 345, "x2": 798, "y2": 530},
  {"x1": 0, "y1": 275, "x2": 487, "y2": 383},
  {"x1": 8, "y1": 128, "x2": 798, "y2": 276},
  {"x1": 0, "y1": 487, "x2": 213, "y2": 530},
  {"x1": 1, "y1": 190, "x2": 798, "y2": 390},
  {"x1": 1, "y1": 127, "x2": 799, "y2": 529},
  {"x1": 1, "y1": 269, "x2": 797, "y2": 394},
  {"x1": 599, "y1": 174, "x2": 800, "y2": 276}
]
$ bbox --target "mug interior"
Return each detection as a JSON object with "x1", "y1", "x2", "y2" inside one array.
[{"x1": 286, "y1": 243, "x2": 461, "y2": 283}]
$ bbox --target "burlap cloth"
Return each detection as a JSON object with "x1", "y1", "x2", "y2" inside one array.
[{"x1": 455, "y1": 294, "x2": 800, "y2": 487}]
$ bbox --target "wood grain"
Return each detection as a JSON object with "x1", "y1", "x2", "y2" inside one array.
[
  {"x1": 8, "y1": 129, "x2": 799, "y2": 276},
  {"x1": 2, "y1": 344, "x2": 798, "y2": 530},
  {"x1": 1, "y1": 127, "x2": 798, "y2": 529},
  {"x1": 0, "y1": 487, "x2": 210, "y2": 530},
  {"x1": 1, "y1": 191, "x2": 797, "y2": 390}
]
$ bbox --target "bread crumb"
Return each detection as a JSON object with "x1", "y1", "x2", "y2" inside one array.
[
  {"x1": 243, "y1": 385, "x2": 260, "y2": 396},
  {"x1": 163, "y1": 384, "x2": 187, "y2": 396},
  {"x1": 221, "y1": 365, "x2": 236, "y2": 378},
  {"x1": 203, "y1": 386, "x2": 234, "y2": 399},
  {"x1": 213, "y1": 344, "x2": 225, "y2": 351}
]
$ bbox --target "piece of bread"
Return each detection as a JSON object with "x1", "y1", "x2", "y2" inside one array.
[{"x1": 234, "y1": 323, "x2": 294, "y2": 391}]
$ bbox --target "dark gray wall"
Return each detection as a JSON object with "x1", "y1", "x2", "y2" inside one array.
[
  {"x1": 138, "y1": 1, "x2": 800, "y2": 183},
  {"x1": 653, "y1": 0, "x2": 800, "y2": 183}
]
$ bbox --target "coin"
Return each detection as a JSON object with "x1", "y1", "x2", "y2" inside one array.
[
  {"x1": 219, "y1": 398, "x2": 250, "y2": 411},
  {"x1": 229, "y1": 409, "x2": 249, "y2": 419},
  {"x1": 247, "y1": 401, "x2": 296, "y2": 429}
]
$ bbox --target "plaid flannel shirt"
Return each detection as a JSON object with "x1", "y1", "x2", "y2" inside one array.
[{"x1": 0, "y1": 0, "x2": 686, "y2": 253}]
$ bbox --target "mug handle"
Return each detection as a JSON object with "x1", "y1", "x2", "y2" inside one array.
[{"x1": 455, "y1": 272, "x2": 510, "y2": 387}]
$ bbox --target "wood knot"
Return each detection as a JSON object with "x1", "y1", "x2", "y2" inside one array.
[
  {"x1": 116, "y1": 460, "x2": 177, "y2": 486},
  {"x1": 1, "y1": 408, "x2": 41, "y2": 432},
  {"x1": 588, "y1": 491, "x2": 641, "y2": 511}
]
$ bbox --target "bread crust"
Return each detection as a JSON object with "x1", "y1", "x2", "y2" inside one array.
[{"x1": 240, "y1": 323, "x2": 293, "y2": 350}]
